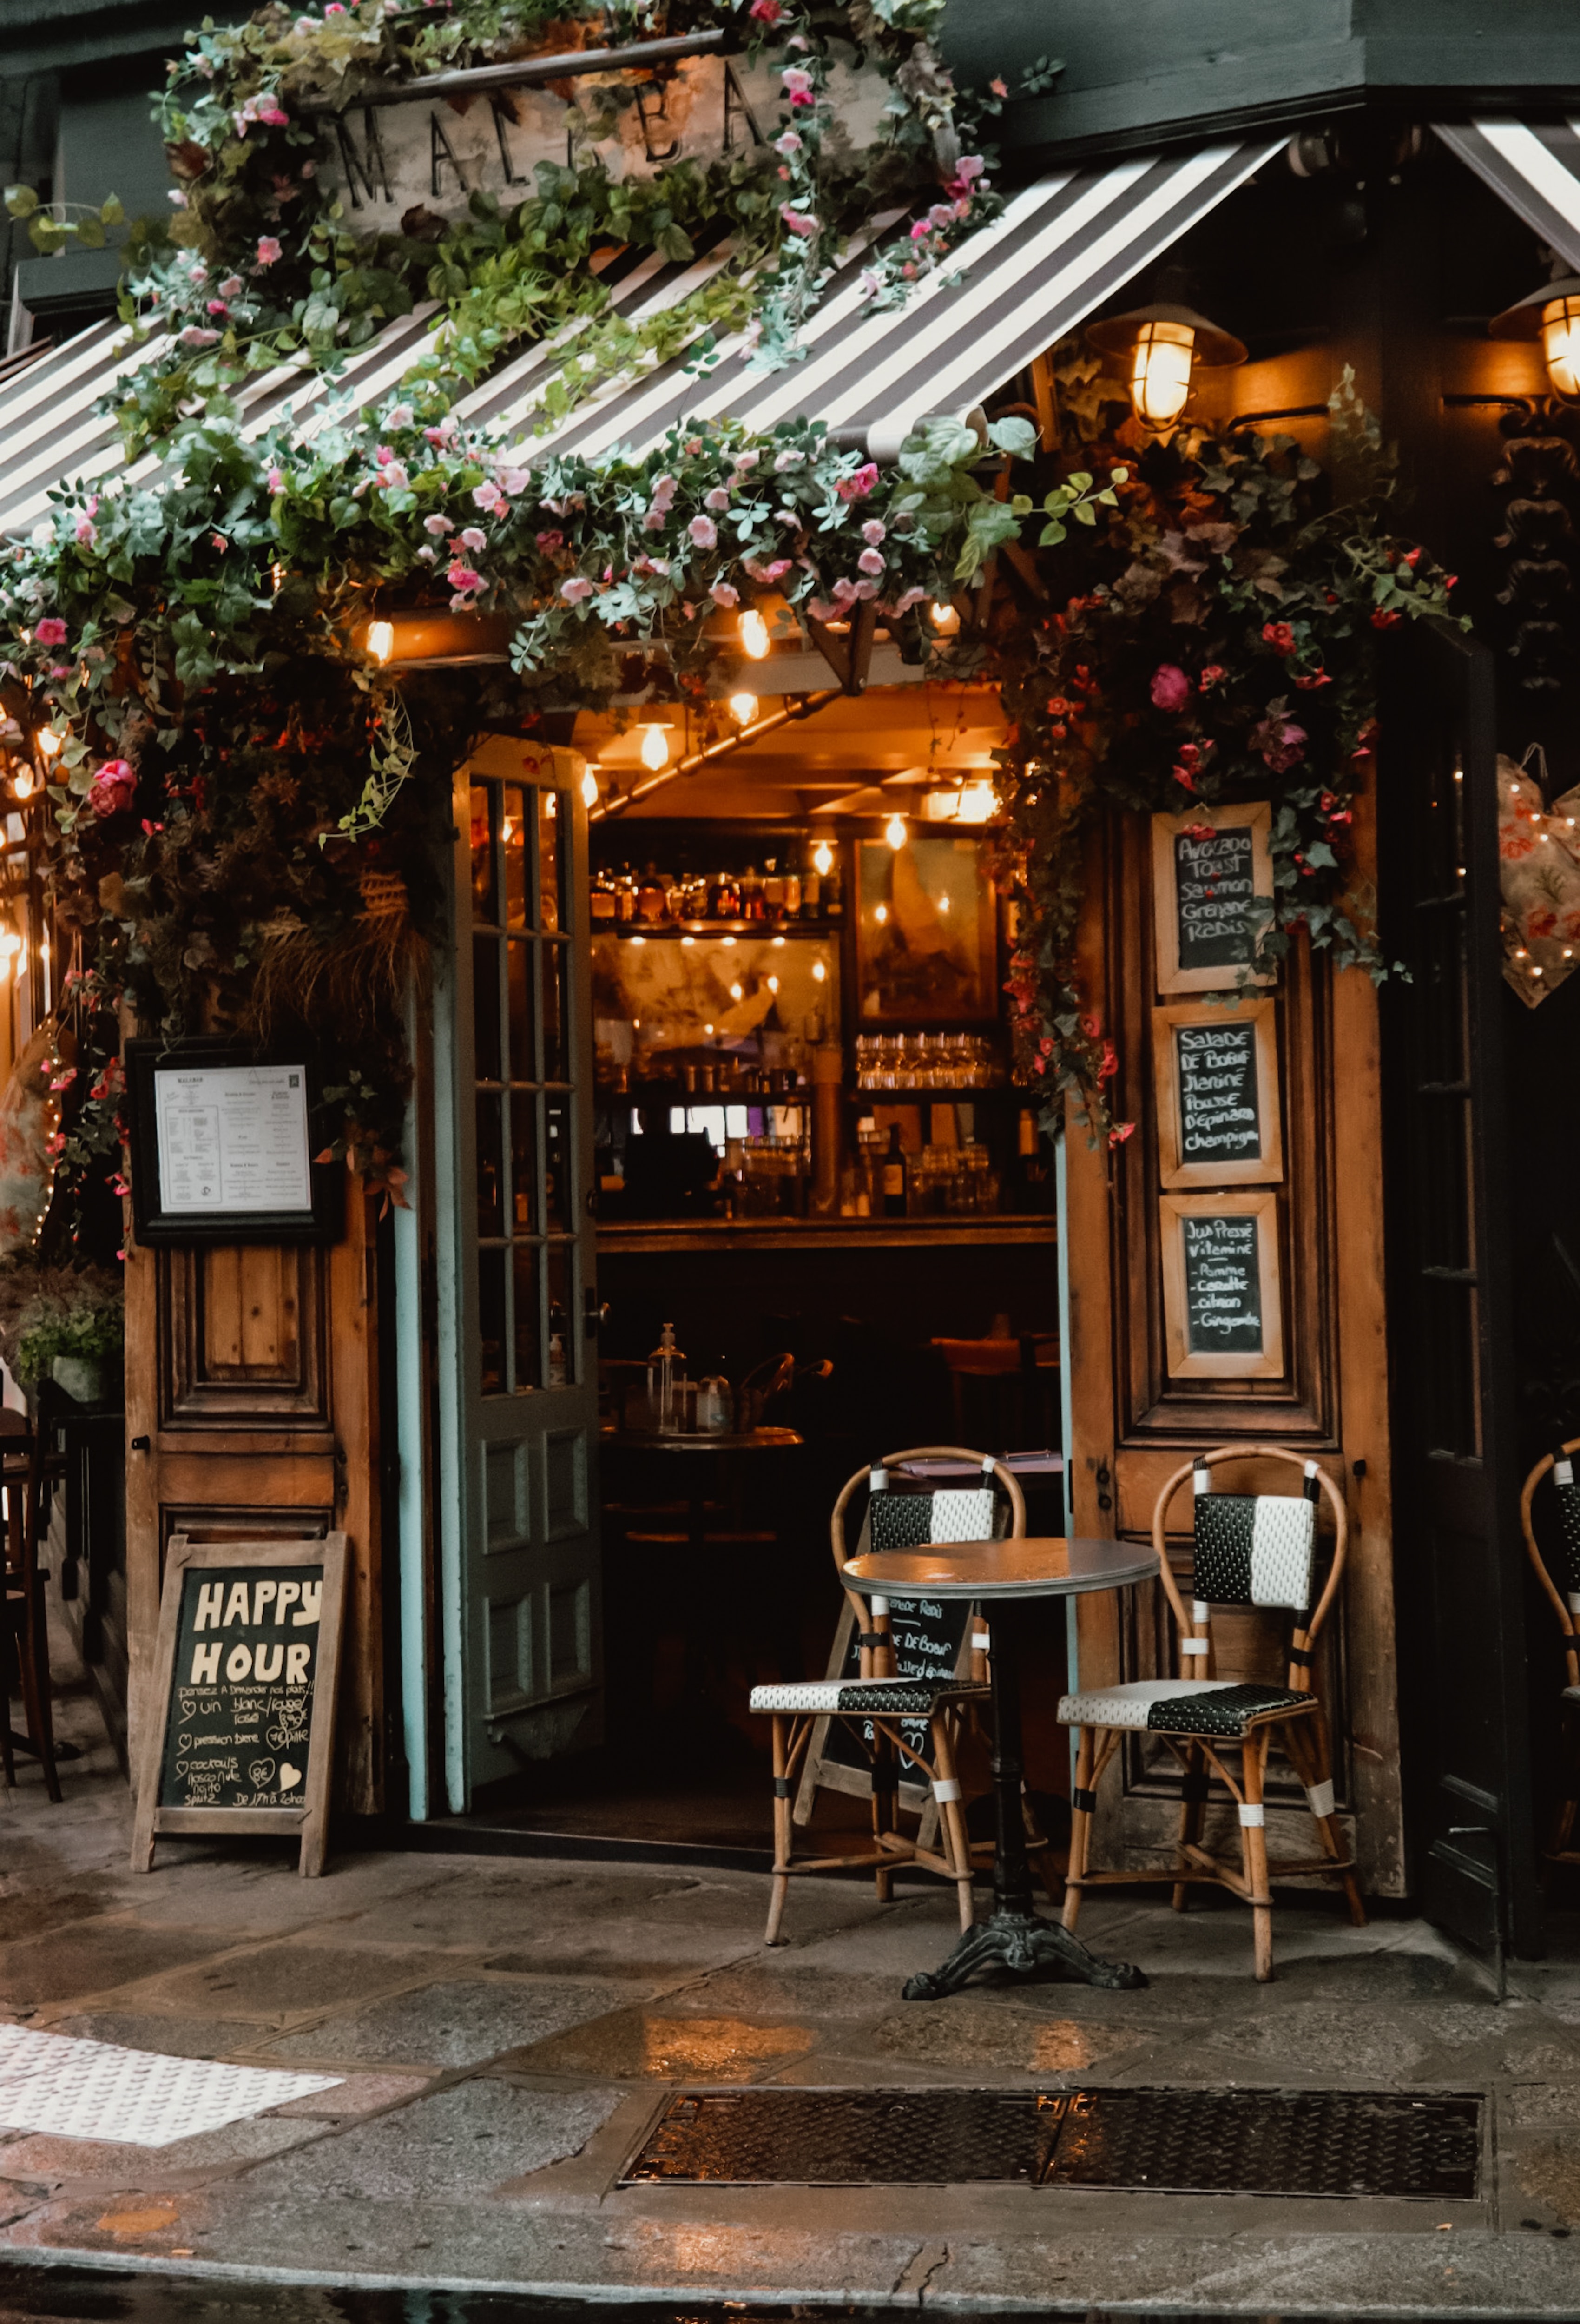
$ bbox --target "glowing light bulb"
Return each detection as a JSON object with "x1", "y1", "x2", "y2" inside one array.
[
  {"x1": 939, "y1": 894, "x2": 951, "y2": 913},
  {"x1": 812, "y1": 959, "x2": 827, "y2": 983},
  {"x1": 875, "y1": 903, "x2": 889, "y2": 925},
  {"x1": 365, "y1": 619, "x2": 395, "y2": 665},
  {"x1": 885, "y1": 812, "x2": 908, "y2": 850},
  {"x1": 738, "y1": 609, "x2": 770, "y2": 660},
  {"x1": 1130, "y1": 317, "x2": 1196, "y2": 428},
  {"x1": 639, "y1": 724, "x2": 671, "y2": 771},
  {"x1": 767, "y1": 975, "x2": 779, "y2": 994},
  {"x1": 1544, "y1": 295, "x2": 1580, "y2": 399},
  {"x1": 728, "y1": 691, "x2": 758, "y2": 725},
  {"x1": 813, "y1": 841, "x2": 833, "y2": 877},
  {"x1": 11, "y1": 768, "x2": 34, "y2": 800},
  {"x1": 0, "y1": 933, "x2": 20, "y2": 958},
  {"x1": 36, "y1": 729, "x2": 61, "y2": 758},
  {"x1": 580, "y1": 766, "x2": 599, "y2": 808},
  {"x1": 730, "y1": 982, "x2": 743, "y2": 1001},
  {"x1": 929, "y1": 601, "x2": 960, "y2": 636}
]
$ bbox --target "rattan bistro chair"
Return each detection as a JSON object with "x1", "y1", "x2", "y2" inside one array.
[
  {"x1": 1058, "y1": 1446, "x2": 1364, "y2": 1981},
  {"x1": 1518, "y1": 1437, "x2": 1580, "y2": 1868},
  {"x1": 749, "y1": 1447, "x2": 1024, "y2": 1945}
]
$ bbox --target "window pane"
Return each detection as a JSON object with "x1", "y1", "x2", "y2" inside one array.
[
  {"x1": 476, "y1": 1094, "x2": 504, "y2": 1236},
  {"x1": 510, "y1": 1091, "x2": 538, "y2": 1234},
  {"x1": 538, "y1": 790, "x2": 563, "y2": 932},
  {"x1": 507, "y1": 940, "x2": 535, "y2": 1083},
  {"x1": 478, "y1": 1250, "x2": 507, "y2": 1395},
  {"x1": 512, "y1": 1242, "x2": 541, "y2": 1390},
  {"x1": 547, "y1": 1241, "x2": 575, "y2": 1386},
  {"x1": 468, "y1": 786, "x2": 496, "y2": 924},
  {"x1": 541, "y1": 941, "x2": 568, "y2": 1083},
  {"x1": 501, "y1": 786, "x2": 528, "y2": 927},
  {"x1": 473, "y1": 936, "x2": 501, "y2": 1082},
  {"x1": 545, "y1": 1092, "x2": 572, "y2": 1232}
]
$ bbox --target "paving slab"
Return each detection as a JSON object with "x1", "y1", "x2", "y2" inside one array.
[
  {"x1": 132, "y1": 1943, "x2": 460, "y2": 2025},
  {"x1": 0, "y1": 2116, "x2": 323, "y2": 2189},
  {"x1": 258, "y1": 1975, "x2": 631, "y2": 2069},
  {"x1": 229, "y1": 2080, "x2": 623, "y2": 2203},
  {"x1": 510, "y1": 2008, "x2": 819, "y2": 2081},
  {"x1": 0, "y1": 1926, "x2": 235, "y2": 2013},
  {"x1": 43, "y1": 2013, "x2": 278, "y2": 2060}
]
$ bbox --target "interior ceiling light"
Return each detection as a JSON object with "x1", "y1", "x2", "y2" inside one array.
[
  {"x1": 738, "y1": 609, "x2": 771, "y2": 660},
  {"x1": 580, "y1": 766, "x2": 600, "y2": 807},
  {"x1": 1086, "y1": 302, "x2": 1246, "y2": 431},
  {"x1": 728, "y1": 691, "x2": 759, "y2": 725},
  {"x1": 1491, "y1": 273, "x2": 1580, "y2": 401},
  {"x1": 365, "y1": 619, "x2": 395, "y2": 665},
  {"x1": 812, "y1": 840, "x2": 834, "y2": 877},
  {"x1": 639, "y1": 722, "x2": 672, "y2": 771},
  {"x1": 885, "y1": 812, "x2": 908, "y2": 850}
]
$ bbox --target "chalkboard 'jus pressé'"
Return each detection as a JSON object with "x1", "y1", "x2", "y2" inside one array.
[{"x1": 160, "y1": 1566, "x2": 322, "y2": 1813}]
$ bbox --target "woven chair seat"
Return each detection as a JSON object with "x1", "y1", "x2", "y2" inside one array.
[
  {"x1": 1058, "y1": 1678, "x2": 1313, "y2": 1738},
  {"x1": 750, "y1": 1676, "x2": 988, "y2": 1717}
]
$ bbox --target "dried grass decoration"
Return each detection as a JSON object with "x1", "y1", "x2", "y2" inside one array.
[{"x1": 248, "y1": 870, "x2": 426, "y2": 1049}]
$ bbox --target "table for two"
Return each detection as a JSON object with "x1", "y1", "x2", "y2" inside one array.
[{"x1": 841, "y1": 1534, "x2": 1157, "y2": 1998}]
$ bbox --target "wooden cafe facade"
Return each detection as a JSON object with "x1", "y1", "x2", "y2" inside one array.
[{"x1": 4, "y1": 2, "x2": 1580, "y2": 1962}]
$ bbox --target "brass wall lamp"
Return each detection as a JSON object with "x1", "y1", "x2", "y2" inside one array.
[
  {"x1": 1490, "y1": 275, "x2": 1580, "y2": 403},
  {"x1": 1085, "y1": 302, "x2": 1247, "y2": 430}
]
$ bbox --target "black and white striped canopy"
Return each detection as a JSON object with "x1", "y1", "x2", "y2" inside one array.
[{"x1": 1435, "y1": 120, "x2": 1580, "y2": 275}]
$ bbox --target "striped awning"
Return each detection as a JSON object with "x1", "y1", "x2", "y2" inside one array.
[
  {"x1": 1435, "y1": 121, "x2": 1580, "y2": 275},
  {"x1": 0, "y1": 135, "x2": 1279, "y2": 532}
]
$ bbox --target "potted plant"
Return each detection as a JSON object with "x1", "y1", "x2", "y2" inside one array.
[{"x1": 0, "y1": 1262, "x2": 123, "y2": 1404}]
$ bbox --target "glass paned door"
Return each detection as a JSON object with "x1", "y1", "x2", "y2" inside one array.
[{"x1": 438, "y1": 741, "x2": 601, "y2": 1800}]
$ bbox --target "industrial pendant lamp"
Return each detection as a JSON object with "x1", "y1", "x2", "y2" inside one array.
[
  {"x1": 1490, "y1": 275, "x2": 1580, "y2": 402},
  {"x1": 1085, "y1": 302, "x2": 1247, "y2": 431}
]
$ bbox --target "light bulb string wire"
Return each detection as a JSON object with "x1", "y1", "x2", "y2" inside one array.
[{"x1": 589, "y1": 689, "x2": 842, "y2": 818}]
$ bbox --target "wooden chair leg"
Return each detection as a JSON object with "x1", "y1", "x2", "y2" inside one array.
[
  {"x1": 1286, "y1": 1712, "x2": 1367, "y2": 1927},
  {"x1": 1172, "y1": 1742, "x2": 1207, "y2": 1911},
  {"x1": 0, "y1": 1599, "x2": 15, "y2": 1788},
  {"x1": 1062, "y1": 1727, "x2": 1095, "y2": 1931},
  {"x1": 871, "y1": 1724, "x2": 896, "y2": 1901},
  {"x1": 764, "y1": 1715, "x2": 794, "y2": 1943},
  {"x1": 1241, "y1": 1727, "x2": 1274, "y2": 1981},
  {"x1": 24, "y1": 1569, "x2": 60, "y2": 1805},
  {"x1": 930, "y1": 1713, "x2": 976, "y2": 1932}
]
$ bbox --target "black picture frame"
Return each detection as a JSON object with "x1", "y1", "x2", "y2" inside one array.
[{"x1": 125, "y1": 1038, "x2": 344, "y2": 1245}]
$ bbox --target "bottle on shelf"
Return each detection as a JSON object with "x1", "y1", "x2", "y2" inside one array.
[
  {"x1": 708, "y1": 868, "x2": 739, "y2": 920},
  {"x1": 823, "y1": 858, "x2": 844, "y2": 918},
  {"x1": 881, "y1": 1123, "x2": 908, "y2": 1218},
  {"x1": 647, "y1": 1320, "x2": 685, "y2": 1434},
  {"x1": 614, "y1": 869, "x2": 637, "y2": 923},
  {"x1": 637, "y1": 866, "x2": 665, "y2": 923},
  {"x1": 800, "y1": 856, "x2": 822, "y2": 918},
  {"x1": 783, "y1": 867, "x2": 802, "y2": 918},
  {"x1": 740, "y1": 864, "x2": 764, "y2": 921},
  {"x1": 763, "y1": 859, "x2": 785, "y2": 920},
  {"x1": 590, "y1": 871, "x2": 618, "y2": 923}
]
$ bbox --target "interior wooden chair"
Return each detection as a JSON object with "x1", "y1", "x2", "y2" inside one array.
[
  {"x1": 1058, "y1": 1445, "x2": 1364, "y2": 1981},
  {"x1": 0, "y1": 1406, "x2": 66, "y2": 1802},
  {"x1": 1518, "y1": 1437, "x2": 1580, "y2": 1868},
  {"x1": 749, "y1": 1446, "x2": 1036, "y2": 1943}
]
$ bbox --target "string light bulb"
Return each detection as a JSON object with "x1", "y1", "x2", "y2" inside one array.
[
  {"x1": 728, "y1": 691, "x2": 758, "y2": 725},
  {"x1": 738, "y1": 609, "x2": 770, "y2": 660},
  {"x1": 813, "y1": 840, "x2": 833, "y2": 878},
  {"x1": 580, "y1": 766, "x2": 599, "y2": 808},
  {"x1": 930, "y1": 601, "x2": 960, "y2": 636},
  {"x1": 885, "y1": 812, "x2": 908, "y2": 851},
  {"x1": 639, "y1": 723, "x2": 672, "y2": 772},
  {"x1": 365, "y1": 619, "x2": 395, "y2": 665},
  {"x1": 36, "y1": 729, "x2": 61, "y2": 758},
  {"x1": 11, "y1": 767, "x2": 34, "y2": 800}
]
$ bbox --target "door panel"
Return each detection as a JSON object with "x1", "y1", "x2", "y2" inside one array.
[
  {"x1": 438, "y1": 740, "x2": 602, "y2": 1799},
  {"x1": 1382, "y1": 619, "x2": 1539, "y2": 1959}
]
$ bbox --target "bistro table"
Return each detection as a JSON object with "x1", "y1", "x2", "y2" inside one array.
[{"x1": 841, "y1": 1534, "x2": 1158, "y2": 1999}]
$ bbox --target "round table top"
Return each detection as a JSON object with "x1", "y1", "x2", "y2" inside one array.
[
  {"x1": 605, "y1": 1425, "x2": 803, "y2": 1452},
  {"x1": 842, "y1": 1535, "x2": 1159, "y2": 1601}
]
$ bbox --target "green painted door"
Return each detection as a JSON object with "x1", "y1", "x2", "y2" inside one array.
[{"x1": 436, "y1": 738, "x2": 602, "y2": 1805}]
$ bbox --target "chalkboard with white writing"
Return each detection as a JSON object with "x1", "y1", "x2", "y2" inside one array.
[
  {"x1": 1177, "y1": 1022, "x2": 1261, "y2": 1168},
  {"x1": 1182, "y1": 1212, "x2": 1265, "y2": 1354},
  {"x1": 821, "y1": 1588, "x2": 973, "y2": 1779},
  {"x1": 1173, "y1": 826, "x2": 1257, "y2": 973},
  {"x1": 133, "y1": 1534, "x2": 348, "y2": 1878}
]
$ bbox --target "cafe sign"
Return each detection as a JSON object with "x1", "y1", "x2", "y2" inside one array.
[{"x1": 316, "y1": 46, "x2": 893, "y2": 226}]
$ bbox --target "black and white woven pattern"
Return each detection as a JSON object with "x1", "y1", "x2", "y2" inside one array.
[
  {"x1": 749, "y1": 1677, "x2": 985, "y2": 1715},
  {"x1": 1192, "y1": 1492, "x2": 1316, "y2": 1610},
  {"x1": 1056, "y1": 1677, "x2": 1310, "y2": 1737},
  {"x1": 868, "y1": 1485, "x2": 998, "y2": 1554},
  {"x1": 1554, "y1": 1462, "x2": 1580, "y2": 1594}
]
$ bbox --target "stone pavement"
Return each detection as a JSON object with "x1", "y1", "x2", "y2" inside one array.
[{"x1": 7, "y1": 1672, "x2": 1580, "y2": 2315}]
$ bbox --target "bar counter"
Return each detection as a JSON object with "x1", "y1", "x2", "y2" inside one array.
[{"x1": 598, "y1": 1215, "x2": 1058, "y2": 1254}]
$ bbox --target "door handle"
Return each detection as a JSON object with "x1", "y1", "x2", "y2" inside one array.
[
  {"x1": 583, "y1": 1289, "x2": 608, "y2": 1339},
  {"x1": 130, "y1": 1435, "x2": 151, "y2": 1452}
]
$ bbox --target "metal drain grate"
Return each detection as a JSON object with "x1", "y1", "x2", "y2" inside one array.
[
  {"x1": 622, "y1": 2086, "x2": 1481, "y2": 2199},
  {"x1": 622, "y1": 2089, "x2": 1067, "y2": 2185},
  {"x1": 1049, "y1": 2086, "x2": 1481, "y2": 2200}
]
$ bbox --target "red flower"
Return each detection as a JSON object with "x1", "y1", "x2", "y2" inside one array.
[
  {"x1": 1108, "y1": 1121, "x2": 1136, "y2": 1148},
  {"x1": 749, "y1": 0, "x2": 782, "y2": 19},
  {"x1": 1198, "y1": 664, "x2": 1226, "y2": 690},
  {"x1": 87, "y1": 759, "x2": 136, "y2": 819},
  {"x1": 1294, "y1": 669, "x2": 1333, "y2": 689},
  {"x1": 1370, "y1": 608, "x2": 1403, "y2": 629},
  {"x1": 1098, "y1": 1041, "x2": 1118, "y2": 1081},
  {"x1": 1150, "y1": 662, "x2": 1192, "y2": 713},
  {"x1": 1262, "y1": 621, "x2": 1296, "y2": 655},
  {"x1": 1403, "y1": 547, "x2": 1422, "y2": 567}
]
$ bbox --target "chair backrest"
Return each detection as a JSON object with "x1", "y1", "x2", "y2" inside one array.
[
  {"x1": 830, "y1": 1445, "x2": 1027, "y2": 1673},
  {"x1": 1151, "y1": 1445, "x2": 1348, "y2": 1692},
  {"x1": 1519, "y1": 1439, "x2": 1580, "y2": 1688}
]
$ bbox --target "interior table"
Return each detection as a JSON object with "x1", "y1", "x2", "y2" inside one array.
[{"x1": 841, "y1": 1534, "x2": 1159, "y2": 1999}]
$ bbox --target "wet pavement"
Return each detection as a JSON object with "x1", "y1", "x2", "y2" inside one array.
[{"x1": 8, "y1": 1660, "x2": 1580, "y2": 2315}]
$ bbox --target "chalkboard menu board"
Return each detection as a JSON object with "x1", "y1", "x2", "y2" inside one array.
[
  {"x1": 821, "y1": 1589, "x2": 974, "y2": 1783},
  {"x1": 1155, "y1": 999, "x2": 1281, "y2": 1188},
  {"x1": 132, "y1": 1535, "x2": 348, "y2": 1877},
  {"x1": 1152, "y1": 806, "x2": 1274, "y2": 993},
  {"x1": 1161, "y1": 1194, "x2": 1284, "y2": 1379}
]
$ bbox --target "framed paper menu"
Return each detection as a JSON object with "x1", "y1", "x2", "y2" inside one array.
[
  {"x1": 126, "y1": 1039, "x2": 343, "y2": 1243},
  {"x1": 1153, "y1": 998, "x2": 1282, "y2": 1188}
]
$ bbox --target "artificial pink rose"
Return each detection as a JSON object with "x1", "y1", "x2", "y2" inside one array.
[
  {"x1": 33, "y1": 619, "x2": 66, "y2": 647},
  {"x1": 88, "y1": 759, "x2": 136, "y2": 819},
  {"x1": 836, "y1": 463, "x2": 879, "y2": 502},
  {"x1": 1149, "y1": 663, "x2": 1192, "y2": 713},
  {"x1": 560, "y1": 576, "x2": 593, "y2": 602},
  {"x1": 709, "y1": 581, "x2": 739, "y2": 608},
  {"x1": 256, "y1": 236, "x2": 282, "y2": 265},
  {"x1": 688, "y1": 515, "x2": 718, "y2": 549},
  {"x1": 750, "y1": 0, "x2": 782, "y2": 20}
]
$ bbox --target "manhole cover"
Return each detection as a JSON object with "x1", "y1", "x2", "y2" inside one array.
[
  {"x1": 622, "y1": 2086, "x2": 1481, "y2": 2199},
  {"x1": 622, "y1": 2088, "x2": 1066, "y2": 2184}
]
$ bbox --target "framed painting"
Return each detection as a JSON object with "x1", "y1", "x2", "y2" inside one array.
[{"x1": 854, "y1": 834, "x2": 998, "y2": 1025}]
